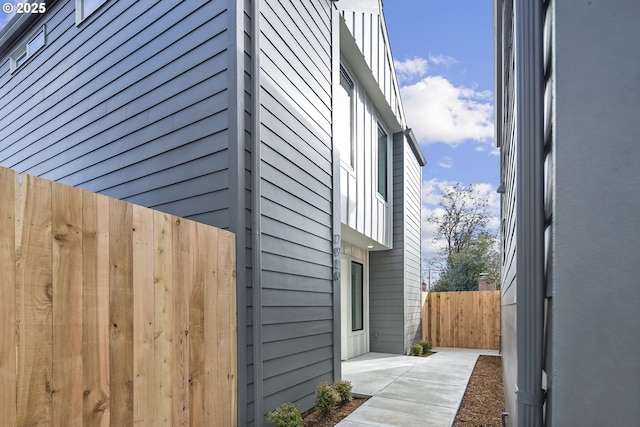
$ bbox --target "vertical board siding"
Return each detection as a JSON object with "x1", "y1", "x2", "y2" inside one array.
[
  {"x1": 0, "y1": 167, "x2": 237, "y2": 426},
  {"x1": 338, "y1": 6, "x2": 404, "y2": 125},
  {"x1": 423, "y1": 291, "x2": 500, "y2": 350},
  {"x1": 0, "y1": 0, "x2": 232, "y2": 228},
  {"x1": 258, "y1": 0, "x2": 334, "y2": 416},
  {"x1": 339, "y1": 66, "x2": 392, "y2": 248}
]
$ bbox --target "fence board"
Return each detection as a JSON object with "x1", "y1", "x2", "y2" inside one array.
[
  {"x1": 16, "y1": 174, "x2": 53, "y2": 426},
  {"x1": 154, "y1": 211, "x2": 173, "y2": 426},
  {"x1": 110, "y1": 198, "x2": 135, "y2": 426},
  {"x1": 173, "y1": 217, "x2": 192, "y2": 427},
  {"x1": 423, "y1": 291, "x2": 500, "y2": 349},
  {"x1": 189, "y1": 224, "x2": 207, "y2": 427},
  {"x1": 82, "y1": 191, "x2": 111, "y2": 427},
  {"x1": 0, "y1": 167, "x2": 237, "y2": 426},
  {"x1": 203, "y1": 225, "x2": 219, "y2": 426},
  {"x1": 16, "y1": 176, "x2": 53, "y2": 425},
  {"x1": 216, "y1": 229, "x2": 237, "y2": 425},
  {"x1": 133, "y1": 205, "x2": 155, "y2": 426},
  {"x1": 52, "y1": 182, "x2": 84, "y2": 426},
  {"x1": 0, "y1": 168, "x2": 17, "y2": 427}
]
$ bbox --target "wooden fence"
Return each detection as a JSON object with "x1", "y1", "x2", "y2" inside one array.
[
  {"x1": 422, "y1": 291, "x2": 500, "y2": 350},
  {"x1": 0, "y1": 167, "x2": 237, "y2": 427}
]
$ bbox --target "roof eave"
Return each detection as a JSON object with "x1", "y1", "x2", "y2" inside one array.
[{"x1": 0, "y1": 0, "x2": 58, "y2": 56}]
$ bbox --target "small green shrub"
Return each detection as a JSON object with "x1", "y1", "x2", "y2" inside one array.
[
  {"x1": 410, "y1": 343, "x2": 424, "y2": 356},
  {"x1": 267, "y1": 402, "x2": 302, "y2": 427},
  {"x1": 332, "y1": 379, "x2": 353, "y2": 402},
  {"x1": 419, "y1": 339, "x2": 433, "y2": 353},
  {"x1": 314, "y1": 382, "x2": 340, "y2": 415}
]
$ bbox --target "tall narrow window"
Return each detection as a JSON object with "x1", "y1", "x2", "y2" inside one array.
[
  {"x1": 337, "y1": 66, "x2": 354, "y2": 168},
  {"x1": 377, "y1": 126, "x2": 388, "y2": 200},
  {"x1": 351, "y1": 262, "x2": 363, "y2": 331}
]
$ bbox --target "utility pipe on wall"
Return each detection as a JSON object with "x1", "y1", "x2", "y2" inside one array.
[{"x1": 515, "y1": 0, "x2": 546, "y2": 425}]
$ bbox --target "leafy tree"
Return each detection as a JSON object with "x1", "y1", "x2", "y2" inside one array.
[
  {"x1": 426, "y1": 183, "x2": 499, "y2": 292},
  {"x1": 432, "y1": 233, "x2": 500, "y2": 292}
]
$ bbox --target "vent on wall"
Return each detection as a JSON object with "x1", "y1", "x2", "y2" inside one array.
[{"x1": 10, "y1": 25, "x2": 45, "y2": 74}]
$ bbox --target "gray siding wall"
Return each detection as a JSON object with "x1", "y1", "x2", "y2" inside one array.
[
  {"x1": 549, "y1": 1, "x2": 640, "y2": 425},
  {"x1": 403, "y1": 136, "x2": 422, "y2": 350},
  {"x1": 0, "y1": 1, "x2": 232, "y2": 227},
  {"x1": 0, "y1": 1, "x2": 262, "y2": 424},
  {"x1": 369, "y1": 132, "x2": 405, "y2": 354},
  {"x1": 496, "y1": 0, "x2": 518, "y2": 419},
  {"x1": 238, "y1": 0, "x2": 253, "y2": 424},
  {"x1": 498, "y1": 0, "x2": 640, "y2": 424},
  {"x1": 257, "y1": 0, "x2": 335, "y2": 420}
]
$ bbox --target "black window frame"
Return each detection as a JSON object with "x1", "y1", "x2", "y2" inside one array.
[{"x1": 351, "y1": 261, "x2": 364, "y2": 332}]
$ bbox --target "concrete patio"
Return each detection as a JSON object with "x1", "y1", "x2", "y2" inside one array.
[{"x1": 337, "y1": 347, "x2": 499, "y2": 426}]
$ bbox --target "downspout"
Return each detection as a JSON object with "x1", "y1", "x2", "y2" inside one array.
[
  {"x1": 230, "y1": 1, "x2": 248, "y2": 425},
  {"x1": 492, "y1": 0, "x2": 503, "y2": 358},
  {"x1": 251, "y1": 0, "x2": 263, "y2": 423},
  {"x1": 515, "y1": 0, "x2": 546, "y2": 425}
]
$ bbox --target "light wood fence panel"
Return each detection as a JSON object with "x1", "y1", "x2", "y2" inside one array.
[
  {"x1": 422, "y1": 291, "x2": 500, "y2": 349},
  {"x1": 0, "y1": 167, "x2": 237, "y2": 427}
]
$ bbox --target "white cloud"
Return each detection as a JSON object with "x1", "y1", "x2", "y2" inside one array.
[
  {"x1": 438, "y1": 156, "x2": 453, "y2": 169},
  {"x1": 428, "y1": 54, "x2": 456, "y2": 66},
  {"x1": 394, "y1": 55, "x2": 457, "y2": 85},
  {"x1": 477, "y1": 143, "x2": 501, "y2": 157},
  {"x1": 401, "y1": 76, "x2": 494, "y2": 146},
  {"x1": 421, "y1": 178, "x2": 456, "y2": 206},
  {"x1": 394, "y1": 57, "x2": 428, "y2": 84},
  {"x1": 472, "y1": 183, "x2": 501, "y2": 231}
]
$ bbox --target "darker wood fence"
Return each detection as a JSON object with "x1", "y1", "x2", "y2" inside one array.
[
  {"x1": 0, "y1": 167, "x2": 236, "y2": 426},
  {"x1": 422, "y1": 291, "x2": 500, "y2": 350}
]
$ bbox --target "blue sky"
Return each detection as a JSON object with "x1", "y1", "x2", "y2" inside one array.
[
  {"x1": 383, "y1": 0, "x2": 499, "y2": 261},
  {"x1": 0, "y1": 0, "x2": 19, "y2": 31}
]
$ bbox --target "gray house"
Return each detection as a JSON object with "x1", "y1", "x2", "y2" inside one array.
[
  {"x1": 494, "y1": 0, "x2": 640, "y2": 425},
  {"x1": 0, "y1": 0, "x2": 425, "y2": 424}
]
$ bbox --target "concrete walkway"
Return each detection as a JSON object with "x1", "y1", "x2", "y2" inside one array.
[{"x1": 337, "y1": 348, "x2": 499, "y2": 427}]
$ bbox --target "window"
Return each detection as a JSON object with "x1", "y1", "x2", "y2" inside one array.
[
  {"x1": 76, "y1": 0, "x2": 107, "y2": 24},
  {"x1": 351, "y1": 261, "x2": 363, "y2": 331},
  {"x1": 337, "y1": 65, "x2": 355, "y2": 168},
  {"x1": 377, "y1": 125, "x2": 388, "y2": 200},
  {"x1": 10, "y1": 26, "x2": 46, "y2": 73}
]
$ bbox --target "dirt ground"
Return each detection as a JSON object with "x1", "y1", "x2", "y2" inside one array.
[
  {"x1": 453, "y1": 355, "x2": 505, "y2": 427},
  {"x1": 300, "y1": 353, "x2": 504, "y2": 427}
]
